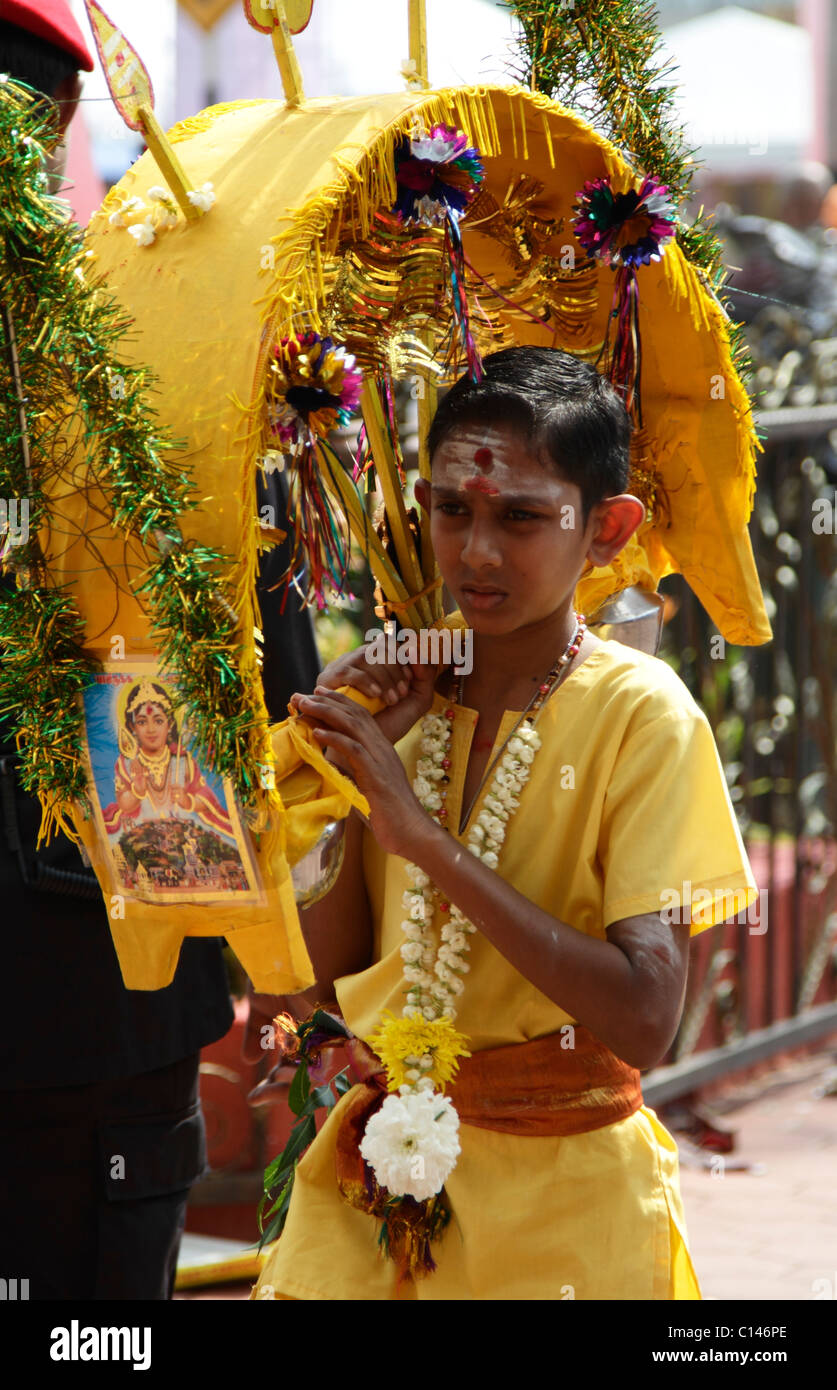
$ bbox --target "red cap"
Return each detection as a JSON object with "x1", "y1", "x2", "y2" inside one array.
[{"x1": 1, "y1": 0, "x2": 95, "y2": 72}]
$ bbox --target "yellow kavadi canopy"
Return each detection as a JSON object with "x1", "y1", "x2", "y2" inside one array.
[{"x1": 48, "y1": 85, "x2": 770, "y2": 990}]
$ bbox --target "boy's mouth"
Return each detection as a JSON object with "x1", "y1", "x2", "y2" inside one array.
[{"x1": 460, "y1": 584, "x2": 508, "y2": 611}]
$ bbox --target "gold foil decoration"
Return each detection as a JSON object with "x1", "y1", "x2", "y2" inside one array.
[{"x1": 627, "y1": 428, "x2": 669, "y2": 527}]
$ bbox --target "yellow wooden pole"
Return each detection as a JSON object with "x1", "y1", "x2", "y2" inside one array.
[
  {"x1": 360, "y1": 383, "x2": 430, "y2": 626},
  {"x1": 271, "y1": 1, "x2": 306, "y2": 107},
  {"x1": 408, "y1": 0, "x2": 428, "y2": 86},
  {"x1": 316, "y1": 444, "x2": 425, "y2": 631},
  {"x1": 136, "y1": 105, "x2": 201, "y2": 221},
  {"x1": 416, "y1": 373, "x2": 443, "y2": 620}
]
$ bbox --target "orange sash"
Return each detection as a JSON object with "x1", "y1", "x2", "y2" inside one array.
[
  {"x1": 338, "y1": 1023, "x2": 643, "y2": 1142},
  {"x1": 449, "y1": 1025, "x2": 643, "y2": 1136}
]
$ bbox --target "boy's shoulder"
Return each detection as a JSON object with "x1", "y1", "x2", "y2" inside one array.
[{"x1": 580, "y1": 638, "x2": 704, "y2": 740}]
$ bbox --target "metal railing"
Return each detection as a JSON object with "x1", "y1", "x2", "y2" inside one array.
[{"x1": 646, "y1": 406, "x2": 837, "y2": 1100}]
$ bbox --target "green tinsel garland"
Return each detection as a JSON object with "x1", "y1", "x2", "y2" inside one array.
[
  {"x1": 0, "y1": 79, "x2": 261, "y2": 828},
  {"x1": 503, "y1": 0, "x2": 751, "y2": 378}
]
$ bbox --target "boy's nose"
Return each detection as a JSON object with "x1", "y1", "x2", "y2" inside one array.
[{"x1": 460, "y1": 519, "x2": 503, "y2": 569}]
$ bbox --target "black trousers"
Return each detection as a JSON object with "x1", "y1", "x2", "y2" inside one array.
[{"x1": 0, "y1": 1052, "x2": 206, "y2": 1300}]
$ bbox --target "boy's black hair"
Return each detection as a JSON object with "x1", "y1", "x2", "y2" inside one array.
[
  {"x1": 0, "y1": 20, "x2": 78, "y2": 99},
  {"x1": 427, "y1": 347, "x2": 632, "y2": 523}
]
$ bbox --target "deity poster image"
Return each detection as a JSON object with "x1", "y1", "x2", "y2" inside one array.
[{"x1": 82, "y1": 664, "x2": 264, "y2": 904}]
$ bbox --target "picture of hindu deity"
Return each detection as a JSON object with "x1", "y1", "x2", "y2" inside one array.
[
  {"x1": 104, "y1": 678, "x2": 233, "y2": 836},
  {"x1": 83, "y1": 667, "x2": 262, "y2": 903}
]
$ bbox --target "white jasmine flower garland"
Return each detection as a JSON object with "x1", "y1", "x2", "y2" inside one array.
[{"x1": 360, "y1": 702, "x2": 543, "y2": 1201}]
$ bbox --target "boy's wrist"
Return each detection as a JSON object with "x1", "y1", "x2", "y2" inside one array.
[{"x1": 401, "y1": 809, "x2": 450, "y2": 864}]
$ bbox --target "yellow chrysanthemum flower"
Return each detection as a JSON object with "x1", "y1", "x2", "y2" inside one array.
[{"x1": 366, "y1": 1011, "x2": 471, "y2": 1092}]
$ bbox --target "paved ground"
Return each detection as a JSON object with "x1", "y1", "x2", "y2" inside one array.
[
  {"x1": 177, "y1": 1045, "x2": 837, "y2": 1301},
  {"x1": 672, "y1": 1047, "x2": 837, "y2": 1302}
]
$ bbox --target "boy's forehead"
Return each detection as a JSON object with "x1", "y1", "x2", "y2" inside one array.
[{"x1": 431, "y1": 424, "x2": 572, "y2": 498}]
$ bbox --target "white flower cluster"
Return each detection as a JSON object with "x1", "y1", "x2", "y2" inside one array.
[
  {"x1": 109, "y1": 195, "x2": 158, "y2": 245},
  {"x1": 411, "y1": 131, "x2": 461, "y2": 165},
  {"x1": 400, "y1": 866, "x2": 476, "y2": 1032},
  {"x1": 359, "y1": 1087, "x2": 460, "y2": 1201},
  {"x1": 413, "y1": 713, "x2": 448, "y2": 813},
  {"x1": 107, "y1": 182, "x2": 216, "y2": 248},
  {"x1": 108, "y1": 194, "x2": 143, "y2": 228},
  {"x1": 465, "y1": 722, "x2": 541, "y2": 871},
  {"x1": 187, "y1": 181, "x2": 216, "y2": 212},
  {"x1": 400, "y1": 710, "x2": 473, "y2": 1034},
  {"x1": 148, "y1": 186, "x2": 179, "y2": 226}
]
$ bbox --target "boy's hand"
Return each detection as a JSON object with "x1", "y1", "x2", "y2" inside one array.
[
  {"x1": 290, "y1": 644, "x2": 445, "y2": 746},
  {"x1": 296, "y1": 689, "x2": 430, "y2": 856},
  {"x1": 308, "y1": 645, "x2": 407, "y2": 705}
]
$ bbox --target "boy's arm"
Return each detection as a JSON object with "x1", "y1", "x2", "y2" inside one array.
[
  {"x1": 403, "y1": 819, "x2": 691, "y2": 1071},
  {"x1": 295, "y1": 687, "x2": 693, "y2": 1072},
  {"x1": 293, "y1": 805, "x2": 373, "y2": 1001},
  {"x1": 285, "y1": 646, "x2": 445, "y2": 994}
]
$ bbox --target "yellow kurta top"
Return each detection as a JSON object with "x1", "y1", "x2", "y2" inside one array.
[{"x1": 256, "y1": 641, "x2": 758, "y2": 1301}]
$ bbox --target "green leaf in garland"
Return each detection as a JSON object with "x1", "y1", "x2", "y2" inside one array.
[
  {"x1": 277, "y1": 1113, "x2": 317, "y2": 1170},
  {"x1": 287, "y1": 1060, "x2": 311, "y2": 1117}
]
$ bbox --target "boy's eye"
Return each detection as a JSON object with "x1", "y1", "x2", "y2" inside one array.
[{"x1": 434, "y1": 501, "x2": 543, "y2": 521}]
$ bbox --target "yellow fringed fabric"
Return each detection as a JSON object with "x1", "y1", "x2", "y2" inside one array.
[{"x1": 48, "y1": 82, "x2": 768, "y2": 992}]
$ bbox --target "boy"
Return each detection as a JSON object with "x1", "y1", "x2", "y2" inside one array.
[{"x1": 254, "y1": 347, "x2": 757, "y2": 1300}]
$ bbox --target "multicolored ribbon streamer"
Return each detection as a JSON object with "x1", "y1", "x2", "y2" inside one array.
[{"x1": 264, "y1": 332, "x2": 362, "y2": 608}]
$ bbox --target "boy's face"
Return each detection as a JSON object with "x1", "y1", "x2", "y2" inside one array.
[{"x1": 417, "y1": 422, "x2": 643, "y2": 636}]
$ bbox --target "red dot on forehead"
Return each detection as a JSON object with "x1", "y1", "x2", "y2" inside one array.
[{"x1": 473, "y1": 447, "x2": 492, "y2": 468}]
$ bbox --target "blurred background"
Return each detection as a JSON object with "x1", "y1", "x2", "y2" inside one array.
[{"x1": 55, "y1": 0, "x2": 837, "y2": 1298}]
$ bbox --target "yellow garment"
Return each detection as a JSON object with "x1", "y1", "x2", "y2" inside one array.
[{"x1": 256, "y1": 641, "x2": 757, "y2": 1300}]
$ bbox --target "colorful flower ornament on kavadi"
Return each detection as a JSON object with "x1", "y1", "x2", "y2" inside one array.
[
  {"x1": 573, "y1": 173, "x2": 677, "y2": 423},
  {"x1": 1, "y1": 0, "x2": 771, "y2": 1283},
  {"x1": 392, "y1": 121, "x2": 485, "y2": 379},
  {"x1": 265, "y1": 331, "x2": 363, "y2": 607},
  {"x1": 393, "y1": 123, "x2": 484, "y2": 228}
]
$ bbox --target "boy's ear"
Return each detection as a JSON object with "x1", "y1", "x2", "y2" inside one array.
[
  {"x1": 414, "y1": 477, "x2": 431, "y2": 514},
  {"x1": 585, "y1": 495, "x2": 645, "y2": 569}
]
